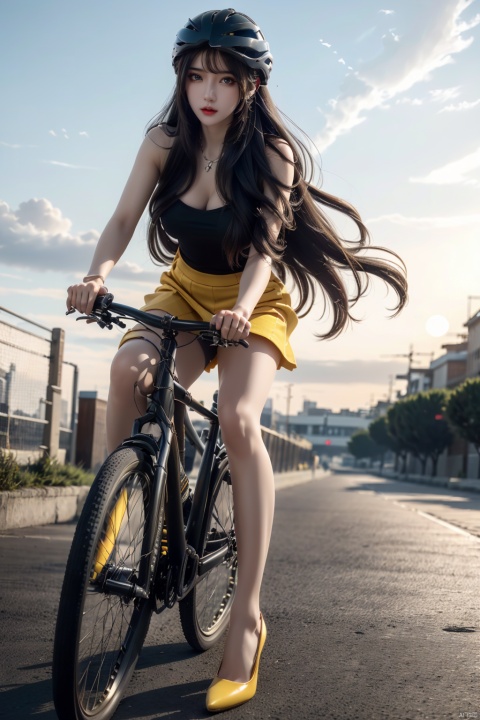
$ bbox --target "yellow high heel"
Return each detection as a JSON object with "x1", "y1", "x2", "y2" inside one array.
[{"x1": 206, "y1": 613, "x2": 267, "y2": 713}]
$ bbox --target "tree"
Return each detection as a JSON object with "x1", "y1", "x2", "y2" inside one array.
[
  {"x1": 387, "y1": 390, "x2": 453, "y2": 476},
  {"x1": 369, "y1": 416, "x2": 392, "y2": 470},
  {"x1": 446, "y1": 378, "x2": 480, "y2": 478},
  {"x1": 386, "y1": 402, "x2": 409, "y2": 472},
  {"x1": 348, "y1": 430, "x2": 378, "y2": 466}
]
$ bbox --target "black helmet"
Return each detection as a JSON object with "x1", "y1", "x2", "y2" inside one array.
[{"x1": 172, "y1": 8, "x2": 273, "y2": 85}]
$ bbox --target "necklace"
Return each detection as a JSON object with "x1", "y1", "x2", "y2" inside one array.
[{"x1": 201, "y1": 145, "x2": 221, "y2": 172}]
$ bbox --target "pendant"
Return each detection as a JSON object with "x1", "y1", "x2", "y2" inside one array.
[{"x1": 205, "y1": 161, "x2": 213, "y2": 172}]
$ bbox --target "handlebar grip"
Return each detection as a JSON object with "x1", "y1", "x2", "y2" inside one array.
[{"x1": 93, "y1": 293, "x2": 114, "y2": 311}]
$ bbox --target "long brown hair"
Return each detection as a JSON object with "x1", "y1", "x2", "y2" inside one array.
[{"x1": 147, "y1": 45, "x2": 407, "y2": 339}]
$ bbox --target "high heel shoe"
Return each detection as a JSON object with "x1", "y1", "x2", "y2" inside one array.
[{"x1": 206, "y1": 613, "x2": 267, "y2": 713}]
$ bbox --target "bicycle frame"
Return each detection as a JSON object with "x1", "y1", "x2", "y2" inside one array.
[
  {"x1": 117, "y1": 327, "x2": 227, "y2": 607},
  {"x1": 72, "y1": 295, "x2": 242, "y2": 607}
]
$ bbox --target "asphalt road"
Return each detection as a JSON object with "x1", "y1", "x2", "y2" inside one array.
[{"x1": 0, "y1": 472, "x2": 479, "y2": 720}]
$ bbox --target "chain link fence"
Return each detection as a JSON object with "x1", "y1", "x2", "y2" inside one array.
[{"x1": 0, "y1": 306, "x2": 77, "y2": 464}]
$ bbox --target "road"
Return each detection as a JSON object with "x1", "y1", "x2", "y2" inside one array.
[{"x1": 0, "y1": 472, "x2": 479, "y2": 720}]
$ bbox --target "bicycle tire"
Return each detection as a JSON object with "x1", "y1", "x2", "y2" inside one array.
[
  {"x1": 52, "y1": 446, "x2": 158, "y2": 720},
  {"x1": 179, "y1": 456, "x2": 237, "y2": 651}
]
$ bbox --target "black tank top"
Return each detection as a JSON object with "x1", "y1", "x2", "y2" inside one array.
[{"x1": 161, "y1": 199, "x2": 248, "y2": 274}]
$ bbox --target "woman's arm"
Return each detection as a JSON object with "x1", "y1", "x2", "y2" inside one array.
[
  {"x1": 213, "y1": 139, "x2": 295, "y2": 340},
  {"x1": 66, "y1": 126, "x2": 172, "y2": 315}
]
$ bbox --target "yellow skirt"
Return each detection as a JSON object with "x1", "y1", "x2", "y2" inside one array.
[{"x1": 119, "y1": 252, "x2": 298, "y2": 372}]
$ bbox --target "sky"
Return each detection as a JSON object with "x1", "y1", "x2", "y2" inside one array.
[{"x1": 1, "y1": 0, "x2": 480, "y2": 418}]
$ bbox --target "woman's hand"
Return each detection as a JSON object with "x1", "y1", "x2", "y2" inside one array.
[
  {"x1": 66, "y1": 277, "x2": 108, "y2": 316},
  {"x1": 211, "y1": 306, "x2": 251, "y2": 343}
]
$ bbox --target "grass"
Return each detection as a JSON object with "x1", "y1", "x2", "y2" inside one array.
[{"x1": 0, "y1": 450, "x2": 95, "y2": 491}]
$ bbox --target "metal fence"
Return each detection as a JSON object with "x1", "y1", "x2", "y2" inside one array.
[
  {"x1": 261, "y1": 426, "x2": 313, "y2": 472},
  {"x1": 0, "y1": 306, "x2": 77, "y2": 464},
  {"x1": 0, "y1": 303, "x2": 310, "y2": 471}
]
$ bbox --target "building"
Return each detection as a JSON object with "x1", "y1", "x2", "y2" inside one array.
[
  {"x1": 396, "y1": 366, "x2": 432, "y2": 396},
  {"x1": 274, "y1": 401, "x2": 371, "y2": 457},
  {"x1": 423, "y1": 310, "x2": 480, "y2": 478},
  {"x1": 430, "y1": 341, "x2": 467, "y2": 390},
  {"x1": 465, "y1": 309, "x2": 480, "y2": 378}
]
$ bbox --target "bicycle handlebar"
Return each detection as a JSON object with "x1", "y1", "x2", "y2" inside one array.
[{"x1": 68, "y1": 293, "x2": 249, "y2": 348}]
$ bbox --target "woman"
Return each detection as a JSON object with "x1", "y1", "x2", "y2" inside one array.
[{"x1": 66, "y1": 9, "x2": 407, "y2": 713}]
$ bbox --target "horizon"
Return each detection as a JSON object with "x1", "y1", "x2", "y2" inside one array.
[{"x1": 1, "y1": 0, "x2": 480, "y2": 417}]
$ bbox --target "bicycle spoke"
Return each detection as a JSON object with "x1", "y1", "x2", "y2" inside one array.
[
  {"x1": 195, "y1": 474, "x2": 236, "y2": 634},
  {"x1": 74, "y1": 469, "x2": 150, "y2": 713}
]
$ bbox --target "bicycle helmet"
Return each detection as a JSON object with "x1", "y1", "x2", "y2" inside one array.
[{"x1": 172, "y1": 8, "x2": 273, "y2": 85}]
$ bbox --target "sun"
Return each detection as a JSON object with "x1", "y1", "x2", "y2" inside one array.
[{"x1": 425, "y1": 315, "x2": 449, "y2": 337}]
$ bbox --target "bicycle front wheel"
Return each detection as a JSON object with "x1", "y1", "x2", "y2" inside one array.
[
  {"x1": 53, "y1": 446, "x2": 157, "y2": 720},
  {"x1": 179, "y1": 456, "x2": 237, "y2": 650}
]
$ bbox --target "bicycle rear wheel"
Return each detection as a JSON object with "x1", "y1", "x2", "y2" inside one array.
[
  {"x1": 179, "y1": 456, "x2": 237, "y2": 650},
  {"x1": 53, "y1": 446, "x2": 157, "y2": 720}
]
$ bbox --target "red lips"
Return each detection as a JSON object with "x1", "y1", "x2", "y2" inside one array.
[{"x1": 201, "y1": 107, "x2": 217, "y2": 115}]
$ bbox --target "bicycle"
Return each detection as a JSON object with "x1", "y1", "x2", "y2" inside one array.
[{"x1": 52, "y1": 293, "x2": 247, "y2": 720}]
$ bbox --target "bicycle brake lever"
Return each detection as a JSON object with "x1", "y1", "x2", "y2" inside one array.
[{"x1": 75, "y1": 314, "x2": 113, "y2": 330}]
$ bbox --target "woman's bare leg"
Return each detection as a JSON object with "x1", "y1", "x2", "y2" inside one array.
[
  {"x1": 106, "y1": 312, "x2": 206, "y2": 452},
  {"x1": 216, "y1": 335, "x2": 279, "y2": 682}
]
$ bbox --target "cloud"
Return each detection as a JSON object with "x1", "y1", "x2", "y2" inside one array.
[
  {"x1": 380, "y1": 9, "x2": 395, "y2": 14},
  {"x1": 0, "y1": 198, "x2": 162, "y2": 281},
  {"x1": 0, "y1": 198, "x2": 96, "y2": 271},
  {"x1": 44, "y1": 160, "x2": 98, "y2": 170},
  {"x1": 0, "y1": 286, "x2": 66, "y2": 301},
  {"x1": 367, "y1": 212, "x2": 480, "y2": 228},
  {"x1": 429, "y1": 85, "x2": 462, "y2": 102},
  {"x1": 15, "y1": 198, "x2": 72, "y2": 234},
  {"x1": 276, "y1": 358, "x2": 407, "y2": 385},
  {"x1": 395, "y1": 97, "x2": 423, "y2": 105},
  {"x1": 410, "y1": 146, "x2": 480, "y2": 185},
  {"x1": 1, "y1": 140, "x2": 37, "y2": 149},
  {"x1": 316, "y1": 0, "x2": 480, "y2": 151},
  {"x1": 109, "y1": 261, "x2": 159, "y2": 283},
  {"x1": 50, "y1": 128, "x2": 89, "y2": 139},
  {"x1": 439, "y1": 98, "x2": 480, "y2": 112},
  {"x1": 383, "y1": 29, "x2": 400, "y2": 42},
  {"x1": 0, "y1": 271, "x2": 23, "y2": 280},
  {"x1": 49, "y1": 129, "x2": 70, "y2": 139}
]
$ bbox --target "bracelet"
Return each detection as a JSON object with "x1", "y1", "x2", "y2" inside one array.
[{"x1": 83, "y1": 274, "x2": 105, "y2": 283}]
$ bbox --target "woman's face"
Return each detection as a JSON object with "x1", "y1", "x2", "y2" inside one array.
[{"x1": 185, "y1": 52, "x2": 241, "y2": 129}]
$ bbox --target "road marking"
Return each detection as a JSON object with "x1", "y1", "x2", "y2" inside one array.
[{"x1": 382, "y1": 497, "x2": 480, "y2": 542}]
